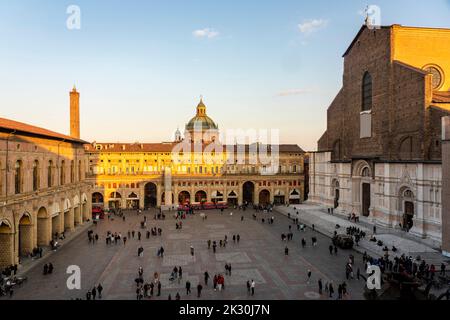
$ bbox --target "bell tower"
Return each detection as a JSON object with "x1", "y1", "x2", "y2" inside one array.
[{"x1": 70, "y1": 85, "x2": 80, "y2": 139}]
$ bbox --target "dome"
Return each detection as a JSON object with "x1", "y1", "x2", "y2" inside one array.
[{"x1": 185, "y1": 98, "x2": 218, "y2": 131}]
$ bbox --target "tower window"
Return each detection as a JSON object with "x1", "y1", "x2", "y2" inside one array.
[{"x1": 362, "y1": 72, "x2": 372, "y2": 112}]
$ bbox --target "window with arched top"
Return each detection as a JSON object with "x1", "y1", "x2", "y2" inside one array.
[
  {"x1": 403, "y1": 189, "x2": 414, "y2": 199},
  {"x1": 15, "y1": 160, "x2": 22, "y2": 194},
  {"x1": 362, "y1": 167, "x2": 371, "y2": 177},
  {"x1": 33, "y1": 160, "x2": 40, "y2": 191},
  {"x1": 48, "y1": 160, "x2": 53, "y2": 187},
  {"x1": 60, "y1": 160, "x2": 65, "y2": 185},
  {"x1": 78, "y1": 160, "x2": 82, "y2": 181},
  {"x1": 362, "y1": 72, "x2": 372, "y2": 112},
  {"x1": 70, "y1": 160, "x2": 75, "y2": 183}
]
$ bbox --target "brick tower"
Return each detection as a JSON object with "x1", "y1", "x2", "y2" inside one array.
[{"x1": 70, "y1": 85, "x2": 80, "y2": 139}]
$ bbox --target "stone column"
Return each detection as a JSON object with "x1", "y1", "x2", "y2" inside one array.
[
  {"x1": 412, "y1": 163, "x2": 425, "y2": 238},
  {"x1": 238, "y1": 182, "x2": 243, "y2": 206},
  {"x1": 442, "y1": 116, "x2": 450, "y2": 257}
]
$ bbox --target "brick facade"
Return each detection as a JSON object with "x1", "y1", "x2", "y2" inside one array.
[{"x1": 310, "y1": 25, "x2": 450, "y2": 246}]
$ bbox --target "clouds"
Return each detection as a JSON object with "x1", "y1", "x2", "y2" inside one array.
[
  {"x1": 298, "y1": 19, "x2": 328, "y2": 35},
  {"x1": 192, "y1": 28, "x2": 219, "y2": 39}
]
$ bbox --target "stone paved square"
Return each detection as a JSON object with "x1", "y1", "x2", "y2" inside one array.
[
  {"x1": 5, "y1": 208, "x2": 371, "y2": 300},
  {"x1": 215, "y1": 252, "x2": 251, "y2": 264}
]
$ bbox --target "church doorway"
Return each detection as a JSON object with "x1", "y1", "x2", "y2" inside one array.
[
  {"x1": 362, "y1": 183, "x2": 371, "y2": 217},
  {"x1": 333, "y1": 180, "x2": 340, "y2": 209},
  {"x1": 403, "y1": 201, "x2": 414, "y2": 231}
]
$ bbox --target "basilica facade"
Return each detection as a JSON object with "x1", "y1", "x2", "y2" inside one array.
[
  {"x1": 85, "y1": 99, "x2": 306, "y2": 211},
  {"x1": 308, "y1": 25, "x2": 450, "y2": 245}
]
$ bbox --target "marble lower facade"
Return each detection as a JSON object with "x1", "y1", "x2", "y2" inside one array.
[{"x1": 308, "y1": 151, "x2": 442, "y2": 244}]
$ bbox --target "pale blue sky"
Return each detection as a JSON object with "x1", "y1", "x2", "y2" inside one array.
[{"x1": 1, "y1": 0, "x2": 449, "y2": 150}]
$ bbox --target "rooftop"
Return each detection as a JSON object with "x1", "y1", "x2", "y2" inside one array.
[{"x1": 0, "y1": 117, "x2": 88, "y2": 144}]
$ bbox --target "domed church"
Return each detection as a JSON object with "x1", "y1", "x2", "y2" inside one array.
[{"x1": 184, "y1": 97, "x2": 219, "y2": 143}]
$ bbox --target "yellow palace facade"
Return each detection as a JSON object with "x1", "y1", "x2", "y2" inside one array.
[{"x1": 85, "y1": 99, "x2": 306, "y2": 210}]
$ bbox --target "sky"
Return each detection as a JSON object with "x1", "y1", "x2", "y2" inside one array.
[{"x1": 1, "y1": 0, "x2": 449, "y2": 151}]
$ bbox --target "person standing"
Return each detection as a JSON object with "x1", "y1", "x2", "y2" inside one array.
[
  {"x1": 307, "y1": 270, "x2": 312, "y2": 284},
  {"x1": 91, "y1": 287, "x2": 97, "y2": 300},
  {"x1": 329, "y1": 281, "x2": 334, "y2": 298},
  {"x1": 246, "y1": 280, "x2": 251, "y2": 295},
  {"x1": 318, "y1": 279, "x2": 323, "y2": 295},
  {"x1": 204, "y1": 271, "x2": 210, "y2": 286},
  {"x1": 213, "y1": 275, "x2": 218, "y2": 291},
  {"x1": 251, "y1": 280, "x2": 255, "y2": 296},
  {"x1": 157, "y1": 281, "x2": 161, "y2": 296},
  {"x1": 285, "y1": 246, "x2": 289, "y2": 256}
]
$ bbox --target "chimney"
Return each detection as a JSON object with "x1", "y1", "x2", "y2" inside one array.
[{"x1": 70, "y1": 85, "x2": 80, "y2": 139}]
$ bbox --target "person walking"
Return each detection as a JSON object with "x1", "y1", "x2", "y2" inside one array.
[
  {"x1": 251, "y1": 280, "x2": 255, "y2": 296},
  {"x1": 204, "y1": 271, "x2": 210, "y2": 286},
  {"x1": 97, "y1": 283, "x2": 103, "y2": 299},
  {"x1": 91, "y1": 287, "x2": 97, "y2": 300},
  {"x1": 318, "y1": 279, "x2": 323, "y2": 295},
  {"x1": 197, "y1": 283, "x2": 203, "y2": 298},
  {"x1": 186, "y1": 280, "x2": 191, "y2": 295},
  {"x1": 329, "y1": 245, "x2": 333, "y2": 255},
  {"x1": 285, "y1": 246, "x2": 289, "y2": 256},
  {"x1": 307, "y1": 270, "x2": 312, "y2": 284},
  {"x1": 157, "y1": 281, "x2": 162, "y2": 296},
  {"x1": 246, "y1": 280, "x2": 251, "y2": 295}
]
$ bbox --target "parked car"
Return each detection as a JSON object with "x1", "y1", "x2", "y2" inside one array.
[{"x1": 332, "y1": 234, "x2": 354, "y2": 249}]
